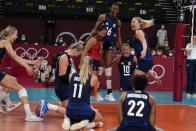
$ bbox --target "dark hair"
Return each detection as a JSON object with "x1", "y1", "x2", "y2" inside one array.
[
  {"x1": 131, "y1": 75, "x2": 148, "y2": 91},
  {"x1": 97, "y1": 23, "x2": 107, "y2": 31}
]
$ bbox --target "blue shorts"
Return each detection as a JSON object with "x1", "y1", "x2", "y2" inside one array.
[
  {"x1": 102, "y1": 42, "x2": 113, "y2": 51},
  {"x1": 55, "y1": 82, "x2": 69, "y2": 101},
  {"x1": 136, "y1": 60, "x2": 153, "y2": 73},
  {"x1": 0, "y1": 70, "x2": 6, "y2": 81},
  {"x1": 119, "y1": 81, "x2": 133, "y2": 92},
  {"x1": 117, "y1": 125, "x2": 156, "y2": 131},
  {"x1": 66, "y1": 102, "x2": 96, "y2": 122},
  {"x1": 92, "y1": 60, "x2": 99, "y2": 71}
]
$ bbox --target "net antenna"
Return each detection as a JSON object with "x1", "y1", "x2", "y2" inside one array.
[{"x1": 182, "y1": 1, "x2": 196, "y2": 44}]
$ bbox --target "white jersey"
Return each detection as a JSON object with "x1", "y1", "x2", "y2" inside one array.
[
  {"x1": 186, "y1": 43, "x2": 196, "y2": 60},
  {"x1": 157, "y1": 29, "x2": 167, "y2": 43}
]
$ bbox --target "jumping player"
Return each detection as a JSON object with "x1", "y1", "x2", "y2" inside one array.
[
  {"x1": 131, "y1": 17, "x2": 154, "y2": 76},
  {"x1": 90, "y1": 3, "x2": 123, "y2": 102},
  {"x1": 0, "y1": 25, "x2": 42, "y2": 121},
  {"x1": 62, "y1": 56, "x2": 104, "y2": 130}
]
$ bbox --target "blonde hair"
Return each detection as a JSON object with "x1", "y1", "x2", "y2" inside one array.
[
  {"x1": 70, "y1": 42, "x2": 83, "y2": 51},
  {"x1": 0, "y1": 25, "x2": 17, "y2": 39},
  {"x1": 80, "y1": 56, "x2": 93, "y2": 85},
  {"x1": 133, "y1": 17, "x2": 154, "y2": 29}
]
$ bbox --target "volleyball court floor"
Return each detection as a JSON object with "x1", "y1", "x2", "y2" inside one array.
[{"x1": 0, "y1": 88, "x2": 196, "y2": 131}]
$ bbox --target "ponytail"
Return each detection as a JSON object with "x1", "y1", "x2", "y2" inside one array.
[
  {"x1": 0, "y1": 25, "x2": 17, "y2": 39},
  {"x1": 79, "y1": 56, "x2": 93, "y2": 85},
  {"x1": 133, "y1": 17, "x2": 154, "y2": 29}
]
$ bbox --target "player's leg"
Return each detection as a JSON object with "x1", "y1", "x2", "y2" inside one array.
[
  {"x1": 0, "y1": 74, "x2": 42, "y2": 121},
  {"x1": 104, "y1": 49, "x2": 116, "y2": 102},
  {"x1": 93, "y1": 59, "x2": 104, "y2": 102},
  {"x1": 84, "y1": 110, "x2": 104, "y2": 129},
  {"x1": 37, "y1": 100, "x2": 66, "y2": 118},
  {"x1": 2, "y1": 87, "x2": 22, "y2": 112}
]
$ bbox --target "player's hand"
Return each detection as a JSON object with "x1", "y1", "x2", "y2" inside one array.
[
  {"x1": 140, "y1": 50, "x2": 146, "y2": 59},
  {"x1": 25, "y1": 65, "x2": 35, "y2": 76},
  {"x1": 133, "y1": 56, "x2": 138, "y2": 65},
  {"x1": 156, "y1": 78, "x2": 162, "y2": 87}
]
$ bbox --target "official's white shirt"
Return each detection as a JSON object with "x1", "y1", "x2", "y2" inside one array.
[
  {"x1": 157, "y1": 29, "x2": 167, "y2": 43},
  {"x1": 186, "y1": 43, "x2": 196, "y2": 60}
]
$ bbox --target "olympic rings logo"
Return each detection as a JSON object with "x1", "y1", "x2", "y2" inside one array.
[
  {"x1": 148, "y1": 64, "x2": 165, "y2": 85},
  {"x1": 56, "y1": 32, "x2": 91, "y2": 43},
  {"x1": 15, "y1": 47, "x2": 49, "y2": 60}
]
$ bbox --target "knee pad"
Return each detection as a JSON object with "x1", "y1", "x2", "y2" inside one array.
[
  {"x1": 18, "y1": 88, "x2": 28, "y2": 98},
  {"x1": 98, "y1": 67, "x2": 104, "y2": 76},
  {"x1": 105, "y1": 67, "x2": 112, "y2": 76}
]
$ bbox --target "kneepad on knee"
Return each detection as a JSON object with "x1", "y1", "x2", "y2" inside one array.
[
  {"x1": 18, "y1": 88, "x2": 28, "y2": 98},
  {"x1": 105, "y1": 67, "x2": 112, "y2": 76}
]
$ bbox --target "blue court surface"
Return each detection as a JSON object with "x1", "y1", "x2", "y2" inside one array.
[{"x1": 9, "y1": 88, "x2": 196, "y2": 105}]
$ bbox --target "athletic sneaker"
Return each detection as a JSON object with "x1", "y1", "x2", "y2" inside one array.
[
  {"x1": 39, "y1": 100, "x2": 48, "y2": 118},
  {"x1": 6, "y1": 102, "x2": 22, "y2": 112},
  {"x1": 94, "y1": 92, "x2": 104, "y2": 102},
  {"x1": 105, "y1": 93, "x2": 116, "y2": 102},
  {"x1": 25, "y1": 113, "x2": 43, "y2": 122},
  {"x1": 70, "y1": 120, "x2": 89, "y2": 130},
  {"x1": 62, "y1": 117, "x2": 70, "y2": 130}
]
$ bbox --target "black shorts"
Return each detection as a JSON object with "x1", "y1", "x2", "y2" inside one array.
[
  {"x1": 136, "y1": 60, "x2": 153, "y2": 73},
  {"x1": 102, "y1": 42, "x2": 113, "y2": 51},
  {"x1": 0, "y1": 70, "x2": 6, "y2": 81},
  {"x1": 119, "y1": 81, "x2": 133, "y2": 92},
  {"x1": 55, "y1": 83, "x2": 69, "y2": 101},
  {"x1": 92, "y1": 60, "x2": 99, "y2": 71}
]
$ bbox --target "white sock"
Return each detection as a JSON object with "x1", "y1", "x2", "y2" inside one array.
[
  {"x1": 24, "y1": 104, "x2": 32, "y2": 116},
  {"x1": 98, "y1": 82, "x2": 100, "y2": 89},
  {"x1": 85, "y1": 122, "x2": 96, "y2": 129},
  {"x1": 5, "y1": 93, "x2": 11, "y2": 106},
  {"x1": 106, "y1": 80, "x2": 112, "y2": 89},
  {"x1": 0, "y1": 91, "x2": 6, "y2": 102},
  {"x1": 48, "y1": 103, "x2": 58, "y2": 111}
]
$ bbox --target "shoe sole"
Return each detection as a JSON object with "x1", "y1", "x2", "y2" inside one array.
[
  {"x1": 6, "y1": 102, "x2": 22, "y2": 112},
  {"x1": 70, "y1": 120, "x2": 89, "y2": 130}
]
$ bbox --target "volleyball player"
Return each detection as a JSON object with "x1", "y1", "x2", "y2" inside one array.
[
  {"x1": 90, "y1": 3, "x2": 123, "y2": 102},
  {"x1": 35, "y1": 43, "x2": 84, "y2": 118},
  {"x1": 109, "y1": 75, "x2": 164, "y2": 131},
  {"x1": 62, "y1": 56, "x2": 104, "y2": 130},
  {"x1": 0, "y1": 25, "x2": 42, "y2": 121},
  {"x1": 80, "y1": 23, "x2": 107, "y2": 101},
  {"x1": 112, "y1": 43, "x2": 161, "y2": 96},
  {"x1": 131, "y1": 17, "x2": 154, "y2": 76}
]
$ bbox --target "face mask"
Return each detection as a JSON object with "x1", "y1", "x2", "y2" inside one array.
[
  {"x1": 152, "y1": 52, "x2": 156, "y2": 56},
  {"x1": 59, "y1": 40, "x2": 63, "y2": 42},
  {"x1": 161, "y1": 26, "x2": 165, "y2": 29},
  {"x1": 130, "y1": 51, "x2": 135, "y2": 55},
  {"x1": 169, "y1": 53, "x2": 173, "y2": 57},
  {"x1": 21, "y1": 38, "x2": 26, "y2": 41},
  {"x1": 157, "y1": 52, "x2": 162, "y2": 56},
  {"x1": 165, "y1": 44, "x2": 168, "y2": 47}
]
